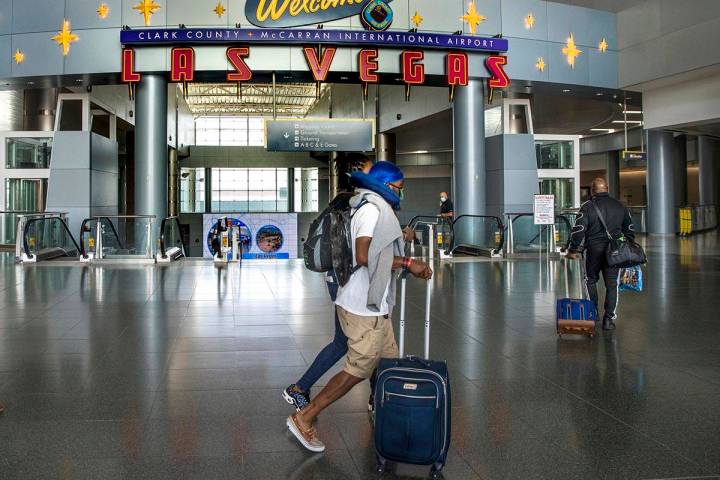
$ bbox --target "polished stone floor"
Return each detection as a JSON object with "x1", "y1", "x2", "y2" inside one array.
[{"x1": 1, "y1": 232, "x2": 719, "y2": 479}]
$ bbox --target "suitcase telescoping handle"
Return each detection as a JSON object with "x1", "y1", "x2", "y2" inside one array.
[
  {"x1": 397, "y1": 271, "x2": 432, "y2": 360},
  {"x1": 563, "y1": 253, "x2": 590, "y2": 300}
]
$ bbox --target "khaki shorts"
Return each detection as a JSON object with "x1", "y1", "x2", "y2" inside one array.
[{"x1": 337, "y1": 306, "x2": 399, "y2": 379}]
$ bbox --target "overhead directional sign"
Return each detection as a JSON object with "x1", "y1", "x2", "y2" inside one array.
[{"x1": 265, "y1": 119, "x2": 374, "y2": 152}]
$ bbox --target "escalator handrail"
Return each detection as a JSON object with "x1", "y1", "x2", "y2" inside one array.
[
  {"x1": 406, "y1": 215, "x2": 446, "y2": 230},
  {"x1": 447, "y1": 214, "x2": 505, "y2": 253},
  {"x1": 22, "y1": 215, "x2": 81, "y2": 260},
  {"x1": 159, "y1": 216, "x2": 187, "y2": 259}
]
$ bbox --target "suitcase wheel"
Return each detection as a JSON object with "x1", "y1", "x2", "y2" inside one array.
[
  {"x1": 430, "y1": 464, "x2": 443, "y2": 479},
  {"x1": 376, "y1": 455, "x2": 386, "y2": 474}
]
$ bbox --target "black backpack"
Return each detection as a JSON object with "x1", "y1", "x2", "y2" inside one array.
[{"x1": 303, "y1": 193, "x2": 368, "y2": 287}]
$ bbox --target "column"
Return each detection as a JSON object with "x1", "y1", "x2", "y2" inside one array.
[
  {"x1": 452, "y1": 79, "x2": 485, "y2": 216},
  {"x1": 452, "y1": 79, "x2": 485, "y2": 246},
  {"x1": 646, "y1": 130, "x2": 676, "y2": 234},
  {"x1": 606, "y1": 151, "x2": 620, "y2": 199},
  {"x1": 168, "y1": 147, "x2": 178, "y2": 217},
  {"x1": 134, "y1": 74, "x2": 168, "y2": 232},
  {"x1": 673, "y1": 134, "x2": 688, "y2": 207},
  {"x1": 698, "y1": 136, "x2": 717, "y2": 206},
  {"x1": 376, "y1": 132, "x2": 396, "y2": 163}
]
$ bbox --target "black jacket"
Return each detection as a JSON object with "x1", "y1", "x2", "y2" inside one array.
[{"x1": 569, "y1": 192, "x2": 635, "y2": 251}]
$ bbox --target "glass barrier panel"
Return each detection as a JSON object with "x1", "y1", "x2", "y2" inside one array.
[
  {"x1": 452, "y1": 217, "x2": 502, "y2": 252},
  {"x1": 510, "y1": 215, "x2": 551, "y2": 253},
  {"x1": 162, "y1": 218, "x2": 184, "y2": 256},
  {"x1": 97, "y1": 217, "x2": 152, "y2": 259},
  {"x1": 25, "y1": 217, "x2": 79, "y2": 259},
  {"x1": 0, "y1": 212, "x2": 27, "y2": 245},
  {"x1": 555, "y1": 215, "x2": 573, "y2": 249}
]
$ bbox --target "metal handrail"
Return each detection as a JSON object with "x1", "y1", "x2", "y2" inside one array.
[
  {"x1": 22, "y1": 215, "x2": 80, "y2": 260},
  {"x1": 447, "y1": 214, "x2": 505, "y2": 254},
  {"x1": 159, "y1": 216, "x2": 187, "y2": 259},
  {"x1": 80, "y1": 217, "x2": 124, "y2": 259}
]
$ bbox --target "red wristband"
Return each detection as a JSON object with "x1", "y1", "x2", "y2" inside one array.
[{"x1": 402, "y1": 257, "x2": 413, "y2": 269}]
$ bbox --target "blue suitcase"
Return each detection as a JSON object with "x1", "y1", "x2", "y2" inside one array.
[
  {"x1": 374, "y1": 276, "x2": 451, "y2": 479},
  {"x1": 557, "y1": 255, "x2": 597, "y2": 338}
]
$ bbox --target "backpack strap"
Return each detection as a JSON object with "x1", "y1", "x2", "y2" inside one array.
[
  {"x1": 347, "y1": 199, "x2": 371, "y2": 276},
  {"x1": 350, "y1": 199, "x2": 370, "y2": 219},
  {"x1": 590, "y1": 199, "x2": 613, "y2": 240}
]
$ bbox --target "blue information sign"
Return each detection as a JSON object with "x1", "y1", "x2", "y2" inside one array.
[
  {"x1": 120, "y1": 28, "x2": 508, "y2": 53},
  {"x1": 266, "y1": 119, "x2": 374, "y2": 152}
]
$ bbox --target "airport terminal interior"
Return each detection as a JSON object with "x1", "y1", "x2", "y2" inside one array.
[{"x1": 1, "y1": 0, "x2": 720, "y2": 478}]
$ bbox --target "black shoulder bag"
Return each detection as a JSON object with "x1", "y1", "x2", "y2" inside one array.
[{"x1": 590, "y1": 201, "x2": 647, "y2": 268}]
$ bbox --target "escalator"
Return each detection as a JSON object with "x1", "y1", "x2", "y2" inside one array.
[
  {"x1": 505, "y1": 213, "x2": 574, "y2": 257},
  {"x1": 19, "y1": 214, "x2": 80, "y2": 262},
  {"x1": 79, "y1": 215, "x2": 156, "y2": 263},
  {"x1": 405, "y1": 216, "x2": 449, "y2": 258},
  {"x1": 157, "y1": 216, "x2": 188, "y2": 263},
  {"x1": 80, "y1": 217, "x2": 124, "y2": 261},
  {"x1": 448, "y1": 215, "x2": 504, "y2": 257}
]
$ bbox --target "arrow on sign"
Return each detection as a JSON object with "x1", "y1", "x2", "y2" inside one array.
[{"x1": 283, "y1": 132, "x2": 290, "y2": 139}]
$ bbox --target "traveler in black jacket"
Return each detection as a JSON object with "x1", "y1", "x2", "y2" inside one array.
[{"x1": 568, "y1": 178, "x2": 635, "y2": 331}]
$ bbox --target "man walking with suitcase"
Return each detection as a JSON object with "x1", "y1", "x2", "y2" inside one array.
[
  {"x1": 286, "y1": 162, "x2": 432, "y2": 453},
  {"x1": 568, "y1": 178, "x2": 635, "y2": 331}
]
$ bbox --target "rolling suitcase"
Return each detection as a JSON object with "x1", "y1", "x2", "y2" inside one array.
[
  {"x1": 374, "y1": 274, "x2": 451, "y2": 479},
  {"x1": 556, "y1": 254, "x2": 597, "y2": 338}
]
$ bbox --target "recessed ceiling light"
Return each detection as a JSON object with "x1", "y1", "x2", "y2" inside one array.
[
  {"x1": 27, "y1": 81, "x2": 35, "y2": 85},
  {"x1": 622, "y1": 110, "x2": 642, "y2": 114},
  {"x1": 590, "y1": 128, "x2": 615, "y2": 133},
  {"x1": 562, "y1": 89, "x2": 571, "y2": 93},
  {"x1": 596, "y1": 92, "x2": 603, "y2": 96}
]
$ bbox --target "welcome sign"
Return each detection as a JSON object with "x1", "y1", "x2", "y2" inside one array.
[{"x1": 245, "y1": 0, "x2": 395, "y2": 28}]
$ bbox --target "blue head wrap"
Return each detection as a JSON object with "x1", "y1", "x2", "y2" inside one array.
[{"x1": 349, "y1": 161, "x2": 404, "y2": 209}]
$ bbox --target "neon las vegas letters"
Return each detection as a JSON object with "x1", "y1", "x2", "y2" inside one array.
[{"x1": 121, "y1": 46, "x2": 509, "y2": 91}]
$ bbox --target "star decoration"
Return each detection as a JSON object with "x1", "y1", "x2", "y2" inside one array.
[
  {"x1": 524, "y1": 13, "x2": 535, "y2": 29},
  {"x1": 133, "y1": 0, "x2": 161, "y2": 26},
  {"x1": 213, "y1": 1, "x2": 226, "y2": 18},
  {"x1": 598, "y1": 37, "x2": 608, "y2": 53},
  {"x1": 97, "y1": 3, "x2": 110, "y2": 19},
  {"x1": 13, "y1": 49, "x2": 25, "y2": 64},
  {"x1": 461, "y1": 2, "x2": 486, "y2": 36},
  {"x1": 562, "y1": 33, "x2": 582, "y2": 69},
  {"x1": 52, "y1": 19, "x2": 79, "y2": 56},
  {"x1": 535, "y1": 56, "x2": 545, "y2": 72},
  {"x1": 411, "y1": 10, "x2": 423, "y2": 29}
]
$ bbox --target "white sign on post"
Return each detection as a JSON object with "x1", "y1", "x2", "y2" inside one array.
[{"x1": 534, "y1": 194, "x2": 555, "y2": 225}]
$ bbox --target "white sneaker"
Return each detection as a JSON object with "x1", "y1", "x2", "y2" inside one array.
[{"x1": 286, "y1": 413, "x2": 325, "y2": 453}]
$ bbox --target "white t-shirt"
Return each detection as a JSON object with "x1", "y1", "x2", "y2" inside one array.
[{"x1": 335, "y1": 203, "x2": 391, "y2": 316}]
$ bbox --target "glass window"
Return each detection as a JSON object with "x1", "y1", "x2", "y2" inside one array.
[
  {"x1": 536, "y1": 140, "x2": 574, "y2": 169},
  {"x1": 484, "y1": 106, "x2": 502, "y2": 137},
  {"x1": 5, "y1": 178, "x2": 48, "y2": 211},
  {"x1": 195, "y1": 116, "x2": 265, "y2": 146},
  {"x1": 6, "y1": 137, "x2": 53, "y2": 169},
  {"x1": 58, "y1": 99, "x2": 84, "y2": 131},
  {"x1": 179, "y1": 168, "x2": 206, "y2": 213},
  {"x1": 210, "y1": 168, "x2": 292, "y2": 212},
  {"x1": 539, "y1": 178, "x2": 574, "y2": 209}
]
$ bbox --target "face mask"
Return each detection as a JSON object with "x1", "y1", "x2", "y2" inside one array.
[{"x1": 440, "y1": 196, "x2": 447, "y2": 202}]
